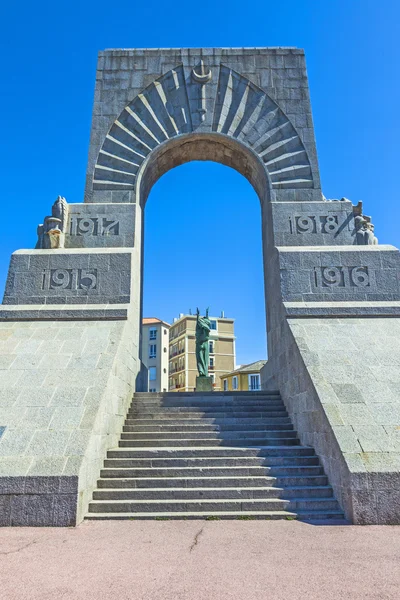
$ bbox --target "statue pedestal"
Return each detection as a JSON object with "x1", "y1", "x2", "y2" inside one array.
[{"x1": 196, "y1": 376, "x2": 213, "y2": 392}]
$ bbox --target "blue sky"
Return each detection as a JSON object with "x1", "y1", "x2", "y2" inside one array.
[{"x1": 0, "y1": 1, "x2": 399, "y2": 365}]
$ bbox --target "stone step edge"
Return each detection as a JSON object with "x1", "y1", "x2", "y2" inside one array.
[
  {"x1": 93, "y1": 485, "x2": 333, "y2": 493},
  {"x1": 117, "y1": 439, "x2": 300, "y2": 444},
  {"x1": 85, "y1": 510, "x2": 346, "y2": 520},
  {"x1": 89, "y1": 497, "x2": 337, "y2": 506},
  {"x1": 100, "y1": 465, "x2": 322, "y2": 480},
  {"x1": 128, "y1": 404, "x2": 286, "y2": 409},
  {"x1": 97, "y1": 475, "x2": 327, "y2": 483},
  {"x1": 108, "y1": 446, "x2": 310, "y2": 450},
  {"x1": 120, "y1": 429, "x2": 296, "y2": 435},
  {"x1": 132, "y1": 392, "x2": 280, "y2": 396},
  {"x1": 106, "y1": 457, "x2": 317, "y2": 462},
  {"x1": 107, "y1": 445, "x2": 316, "y2": 451}
]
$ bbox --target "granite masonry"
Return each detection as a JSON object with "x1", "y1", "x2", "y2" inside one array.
[{"x1": 0, "y1": 47, "x2": 399, "y2": 525}]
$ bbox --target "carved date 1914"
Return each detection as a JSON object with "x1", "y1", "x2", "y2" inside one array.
[{"x1": 42, "y1": 269, "x2": 98, "y2": 291}]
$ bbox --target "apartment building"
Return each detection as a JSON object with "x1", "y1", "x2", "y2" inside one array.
[
  {"x1": 142, "y1": 318, "x2": 170, "y2": 392},
  {"x1": 169, "y1": 313, "x2": 235, "y2": 391},
  {"x1": 220, "y1": 360, "x2": 267, "y2": 392}
]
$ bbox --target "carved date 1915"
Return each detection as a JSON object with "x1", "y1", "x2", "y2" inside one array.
[{"x1": 42, "y1": 269, "x2": 98, "y2": 291}]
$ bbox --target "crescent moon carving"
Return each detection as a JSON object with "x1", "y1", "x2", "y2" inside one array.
[{"x1": 191, "y1": 60, "x2": 212, "y2": 83}]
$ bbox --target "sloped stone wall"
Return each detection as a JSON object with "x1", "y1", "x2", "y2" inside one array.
[{"x1": 0, "y1": 317, "x2": 139, "y2": 525}]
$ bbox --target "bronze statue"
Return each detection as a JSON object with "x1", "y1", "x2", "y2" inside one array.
[{"x1": 195, "y1": 307, "x2": 211, "y2": 377}]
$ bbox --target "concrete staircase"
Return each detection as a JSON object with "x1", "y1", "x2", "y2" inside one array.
[{"x1": 86, "y1": 391, "x2": 345, "y2": 520}]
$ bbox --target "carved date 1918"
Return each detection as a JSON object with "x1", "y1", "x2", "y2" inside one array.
[
  {"x1": 42, "y1": 269, "x2": 98, "y2": 291},
  {"x1": 314, "y1": 266, "x2": 370, "y2": 289},
  {"x1": 289, "y1": 215, "x2": 342, "y2": 235},
  {"x1": 70, "y1": 217, "x2": 119, "y2": 236}
]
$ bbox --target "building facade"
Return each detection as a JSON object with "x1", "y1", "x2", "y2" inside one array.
[
  {"x1": 169, "y1": 314, "x2": 235, "y2": 391},
  {"x1": 142, "y1": 318, "x2": 170, "y2": 392},
  {"x1": 221, "y1": 360, "x2": 267, "y2": 392}
]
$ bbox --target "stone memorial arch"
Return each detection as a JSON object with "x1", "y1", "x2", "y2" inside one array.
[{"x1": 1, "y1": 47, "x2": 400, "y2": 526}]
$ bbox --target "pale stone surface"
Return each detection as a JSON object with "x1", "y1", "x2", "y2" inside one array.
[
  {"x1": 0, "y1": 319, "x2": 139, "y2": 525},
  {"x1": 262, "y1": 316, "x2": 400, "y2": 524}
]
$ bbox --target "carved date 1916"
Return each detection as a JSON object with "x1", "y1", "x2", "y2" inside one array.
[
  {"x1": 314, "y1": 266, "x2": 370, "y2": 289},
  {"x1": 42, "y1": 269, "x2": 98, "y2": 291}
]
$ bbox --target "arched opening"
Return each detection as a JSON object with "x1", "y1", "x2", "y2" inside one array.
[{"x1": 138, "y1": 134, "x2": 273, "y2": 393}]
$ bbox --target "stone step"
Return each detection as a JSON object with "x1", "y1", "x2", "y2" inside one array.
[
  {"x1": 123, "y1": 422, "x2": 294, "y2": 433},
  {"x1": 103, "y1": 455, "x2": 320, "y2": 468},
  {"x1": 100, "y1": 465, "x2": 324, "y2": 479},
  {"x1": 120, "y1": 430, "x2": 297, "y2": 441},
  {"x1": 86, "y1": 510, "x2": 345, "y2": 521},
  {"x1": 96, "y1": 474, "x2": 329, "y2": 489},
  {"x1": 87, "y1": 497, "x2": 340, "y2": 514},
  {"x1": 127, "y1": 411, "x2": 289, "y2": 419},
  {"x1": 107, "y1": 446, "x2": 316, "y2": 459},
  {"x1": 132, "y1": 392, "x2": 280, "y2": 398},
  {"x1": 118, "y1": 437, "x2": 300, "y2": 448},
  {"x1": 93, "y1": 485, "x2": 334, "y2": 501},
  {"x1": 130, "y1": 400, "x2": 285, "y2": 409},
  {"x1": 123, "y1": 417, "x2": 293, "y2": 428},
  {"x1": 128, "y1": 407, "x2": 287, "y2": 416}
]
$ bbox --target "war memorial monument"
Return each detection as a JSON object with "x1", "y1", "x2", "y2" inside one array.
[{"x1": 0, "y1": 47, "x2": 399, "y2": 526}]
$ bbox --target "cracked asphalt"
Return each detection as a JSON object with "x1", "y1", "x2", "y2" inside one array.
[{"x1": 1, "y1": 520, "x2": 400, "y2": 599}]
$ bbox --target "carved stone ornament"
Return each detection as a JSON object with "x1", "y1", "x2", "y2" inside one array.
[
  {"x1": 191, "y1": 60, "x2": 212, "y2": 122},
  {"x1": 354, "y1": 214, "x2": 378, "y2": 245},
  {"x1": 191, "y1": 60, "x2": 212, "y2": 83},
  {"x1": 36, "y1": 196, "x2": 69, "y2": 249}
]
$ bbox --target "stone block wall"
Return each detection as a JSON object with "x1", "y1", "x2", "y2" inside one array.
[
  {"x1": 0, "y1": 317, "x2": 138, "y2": 526},
  {"x1": 266, "y1": 316, "x2": 400, "y2": 524}
]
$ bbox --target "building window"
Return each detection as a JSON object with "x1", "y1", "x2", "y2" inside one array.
[
  {"x1": 232, "y1": 376, "x2": 238, "y2": 390},
  {"x1": 149, "y1": 328, "x2": 157, "y2": 340},
  {"x1": 249, "y1": 374, "x2": 260, "y2": 391},
  {"x1": 209, "y1": 341, "x2": 214, "y2": 353},
  {"x1": 164, "y1": 329, "x2": 167, "y2": 335},
  {"x1": 209, "y1": 357, "x2": 214, "y2": 367},
  {"x1": 210, "y1": 320, "x2": 217, "y2": 330},
  {"x1": 149, "y1": 367, "x2": 157, "y2": 381},
  {"x1": 164, "y1": 347, "x2": 167, "y2": 353},
  {"x1": 163, "y1": 368, "x2": 167, "y2": 374},
  {"x1": 149, "y1": 344, "x2": 156, "y2": 358},
  {"x1": 149, "y1": 388, "x2": 156, "y2": 392},
  {"x1": 210, "y1": 374, "x2": 215, "y2": 384},
  {"x1": 223, "y1": 379, "x2": 228, "y2": 391}
]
